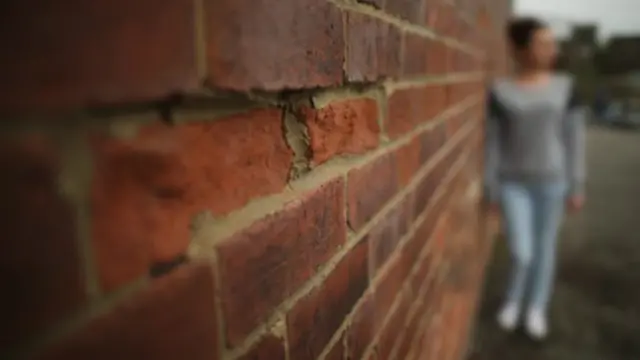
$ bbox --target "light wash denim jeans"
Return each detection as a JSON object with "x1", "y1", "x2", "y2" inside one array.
[{"x1": 499, "y1": 181, "x2": 567, "y2": 312}]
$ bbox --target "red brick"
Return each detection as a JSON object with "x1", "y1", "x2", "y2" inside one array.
[
  {"x1": 385, "y1": 0, "x2": 425, "y2": 24},
  {"x1": 369, "y1": 198, "x2": 411, "y2": 273},
  {"x1": 374, "y1": 255, "x2": 410, "y2": 328},
  {"x1": 386, "y1": 85, "x2": 446, "y2": 139},
  {"x1": 218, "y1": 178, "x2": 345, "y2": 346},
  {"x1": 434, "y1": 3, "x2": 458, "y2": 37},
  {"x1": 36, "y1": 263, "x2": 219, "y2": 360},
  {"x1": 302, "y1": 98, "x2": 380, "y2": 165},
  {"x1": 377, "y1": 288, "x2": 411, "y2": 359},
  {"x1": 419, "y1": 123, "x2": 446, "y2": 165},
  {"x1": 427, "y1": 41, "x2": 450, "y2": 75},
  {"x1": 413, "y1": 165, "x2": 440, "y2": 219},
  {"x1": 206, "y1": 0, "x2": 344, "y2": 90},
  {"x1": 288, "y1": 237, "x2": 369, "y2": 359},
  {"x1": 403, "y1": 33, "x2": 429, "y2": 76},
  {"x1": 346, "y1": 13, "x2": 402, "y2": 81},
  {"x1": 0, "y1": 138, "x2": 84, "y2": 355},
  {"x1": 347, "y1": 154, "x2": 398, "y2": 230},
  {"x1": 397, "y1": 136, "x2": 422, "y2": 186},
  {"x1": 238, "y1": 334, "x2": 285, "y2": 360},
  {"x1": 0, "y1": 0, "x2": 197, "y2": 113},
  {"x1": 387, "y1": 88, "x2": 424, "y2": 138},
  {"x1": 91, "y1": 108, "x2": 292, "y2": 290},
  {"x1": 346, "y1": 293, "x2": 374, "y2": 359}
]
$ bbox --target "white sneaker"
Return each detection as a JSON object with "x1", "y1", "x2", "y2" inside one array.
[
  {"x1": 497, "y1": 302, "x2": 520, "y2": 331},
  {"x1": 525, "y1": 308, "x2": 548, "y2": 340}
]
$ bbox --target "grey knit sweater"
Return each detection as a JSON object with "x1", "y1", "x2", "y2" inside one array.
[{"x1": 484, "y1": 74, "x2": 586, "y2": 201}]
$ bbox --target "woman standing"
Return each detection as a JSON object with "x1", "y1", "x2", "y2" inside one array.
[{"x1": 484, "y1": 17, "x2": 586, "y2": 340}]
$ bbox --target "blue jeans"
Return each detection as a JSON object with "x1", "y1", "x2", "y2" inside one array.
[{"x1": 500, "y1": 181, "x2": 567, "y2": 312}]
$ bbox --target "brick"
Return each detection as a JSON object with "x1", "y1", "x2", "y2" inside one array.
[
  {"x1": 377, "y1": 289, "x2": 411, "y2": 359},
  {"x1": 374, "y1": 255, "x2": 410, "y2": 327},
  {"x1": 346, "y1": 293, "x2": 374, "y2": 359},
  {"x1": 403, "y1": 33, "x2": 429, "y2": 76},
  {"x1": 347, "y1": 154, "x2": 398, "y2": 230},
  {"x1": 36, "y1": 263, "x2": 219, "y2": 360},
  {"x1": 238, "y1": 334, "x2": 285, "y2": 360},
  {"x1": 386, "y1": 85, "x2": 446, "y2": 139},
  {"x1": 325, "y1": 331, "x2": 346, "y2": 360},
  {"x1": 368, "y1": 198, "x2": 411, "y2": 273},
  {"x1": 91, "y1": 108, "x2": 292, "y2": 291},
  {"x1": 397, "y1": 136, "x2": 422, "y2": 186},
  {"x1": 0, "y1": 0, "x2": 197, "y2": 113},
  {"x1": 288, "y1": 237, "x2": 369, "y2": 359},
  {"x1": 0, "y1": 138, "x2": 84, "y2": 355},
  {"x1": 387, "y1": 88, "x2": 425, "y2": 139},
  {"x1": 346, "y1": 13, "x2": 402, "y2": 81},
  {"x1": 419, "y1": 123, "x2": 446, "y2": 165},
  {"x1": 218, "y1": 177, "x2": 345, "y2": 346},
  {"x1": 302, "y1": 98, "x2": 380, "y2": 165},
  {"x1": 206, "y1": 0, "x2": 344, "y2": 90},
  {"x1": 413, "y1": 166, "x2": 440, "y2": 219},
  {"x1": 386, "y1": 0, "x2": 425, "y2": 24}
]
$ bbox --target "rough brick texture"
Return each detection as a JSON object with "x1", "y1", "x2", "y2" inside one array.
[{"x1": 1, "y1": 0, "x2": 511, "y2": 359}]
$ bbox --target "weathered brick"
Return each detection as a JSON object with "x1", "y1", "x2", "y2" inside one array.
[
  {"x1": 302, "y1": 98, "x2": 380, "y2": 165},
  {"x1": 91, "y1": 108, "x2": 292, "y2": 291},
  {"x1": 219, "y1": 177, "x2": 345, "y2": 346},
  {"x1": 0, "y1": 138, "x2": 84, "y2": 356},
  {"x1": 346, "y1": 293, "x2": 374, "y2": 359},
  {"x1": 386, "y1": 0, "x2": 425, "y2": 24},
  {"x1": 347, "y1": 154, "x2": 398, "y2": 230},
  {"x1": 36, "y1": 263, "x2": 219, "y2": 360},
  {"x1": 238, "y1": 334, "x2": 285, "y2": 360},
  {"x1": 403, "y1": 33, "x2": 429, "y2": 76},
  {"x1": 346, "y1": 13, "x2": 402, "y2": 81},
  {"x1": 206, "y1": 0, "x2": 344, "y2": 90},
  {"x1": 288, "y1": 237, "x2": 369, "y2": 359},
  {"x1": 0, "y1": 0, "x2": 197, "y2": 113},
  {"x1": 368, "y1": 197, "x2": 411, "y2": 273}
]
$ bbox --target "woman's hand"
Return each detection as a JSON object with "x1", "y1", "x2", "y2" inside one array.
[{"x1": 567, "y1": 195, "x2": 585, "y2": 212}]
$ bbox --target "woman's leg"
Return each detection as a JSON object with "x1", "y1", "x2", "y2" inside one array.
[
  {"x1": 497, "y1": 182, "x2": 535, "y2": 330},
  {"x1": 526, "y1": 182, "x2": 566, "y2": 339}
]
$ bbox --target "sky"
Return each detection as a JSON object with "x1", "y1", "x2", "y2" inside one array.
[{"x1": 515, "y1": 0, "x2": 640, "y2": 40}]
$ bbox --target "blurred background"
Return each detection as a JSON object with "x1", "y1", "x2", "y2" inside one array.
[{"x1": 519, "y1": 0, "x2": 640, "y2": 128}]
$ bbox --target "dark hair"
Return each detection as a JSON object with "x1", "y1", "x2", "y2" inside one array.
[{"x1": 507, "y1": 17, "x2": 547, "y2": 50}]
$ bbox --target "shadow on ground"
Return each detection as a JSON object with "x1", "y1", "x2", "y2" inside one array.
[{"x1": 467, "y1": 127, "x2": 640, "y2": 360}]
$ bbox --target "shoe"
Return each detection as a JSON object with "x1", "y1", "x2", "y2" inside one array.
[
  {"x1": 497, "y1": 302, "x2": 520, "y2": 331},
  {"x1": 525, "y1": 308, "x2": 548, "y2": 340}
]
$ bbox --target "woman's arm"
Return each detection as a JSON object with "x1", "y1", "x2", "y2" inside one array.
[
  {"x1": 484, "y1": 90, "x2": 501, "y2": 203},
  {"x1": 564, "y1": 87, "x2": 587, "y2": 198}
]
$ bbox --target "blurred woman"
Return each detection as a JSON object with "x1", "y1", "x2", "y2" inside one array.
[{"x1": 484, "y1": 17, "x2": 586, "y2": 340}]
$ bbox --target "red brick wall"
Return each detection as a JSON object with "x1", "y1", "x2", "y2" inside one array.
[{"x1": 1, "y1": 0, "x2": 511, "y2": 359}]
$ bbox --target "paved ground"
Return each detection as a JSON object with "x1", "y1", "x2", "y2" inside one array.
[{"x1": 468, "y1": 126, "x2": 640, "y2": 360}]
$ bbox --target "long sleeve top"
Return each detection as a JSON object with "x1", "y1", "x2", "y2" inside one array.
[{"x1": 484, "y1": 74, "x2": 586, "y2": 202}]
